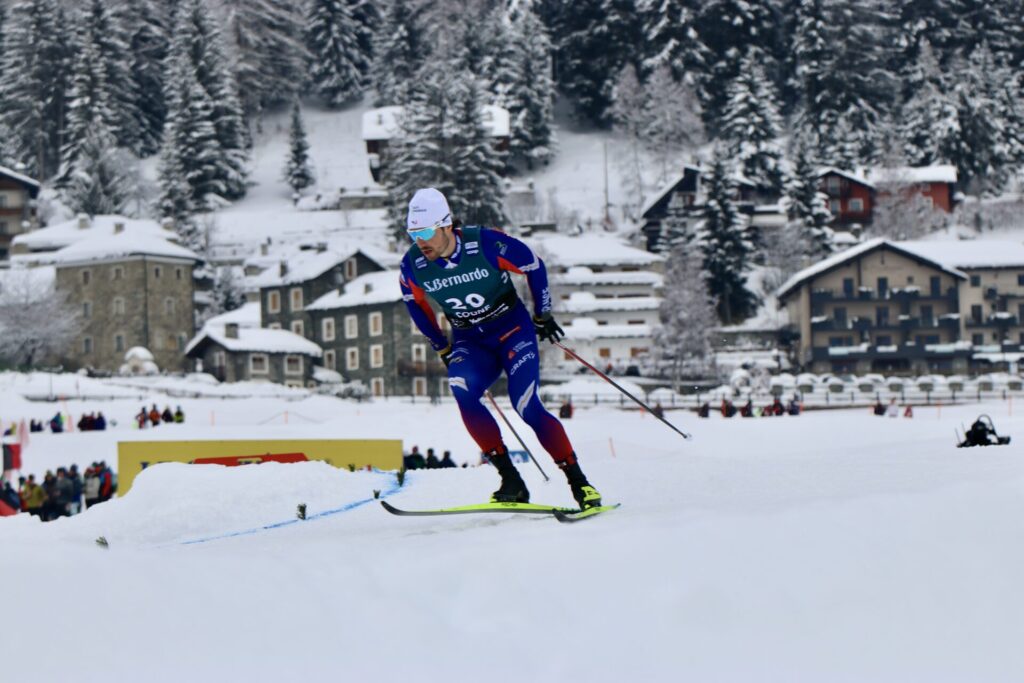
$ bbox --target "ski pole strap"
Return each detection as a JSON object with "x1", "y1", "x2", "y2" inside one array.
[{"x1": 553, "y1": 341, "x2": 692, "y2": 441}]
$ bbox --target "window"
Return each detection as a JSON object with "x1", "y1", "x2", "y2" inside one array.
[
  {"x1": 828, "y1": 336, "x2": 851, "y2": 347},
  {"x1": 176, "y1": 267, "x2": 183, "y2": 281},
  {"x1": 630, "y1": 347, "x2": 648, "y2": 357},
  {"x1": 113, "y1": 333, "x2": 125, "y2": 352},
  {"x1": 154, "y1": 334, "x2": 163, "y2": 350},
  {"x1": 324, "y1": 350, "x2": 336, "y2": 370},
  {"x1": 0, "y1": 221, "x2": 7, "y2": 234},
  {"x1": 266, "y1": 291, "x2": 280, "y2": 313},
  {"x1": 154, "y1": 266, "x2": 161, "y2": 279},
  {"x1": 370, "y1": 344, "x2": 384, "y2": 368},
  {"x1": 971, "y1": 333, "x2": 984, "y2": 345},
  {"x1": 411, "y1": 343, "x2": 426, "y2": 362},
  {"x1": 371, "y1": 377, "x2": 385, "y2": 397},
  {"x1": 826, "y1": 177, "x2": 840, "y2": 192},
  {"x1": 0, "y1": 195, "x2": 6, "y2": 207},
  {"x1": 83, "y1": 337, "x2": 93, "y2": 354},
  {"x1": 250, "y1": 354, "x2": 269, "y2": 374},
  {"x1": 346, "y1": 347, "x2": 359, "y2": 370},
  {"x1": 920, "y1": 305, "x2": 933, "y2": 325},
  {"x1": 876, "y1": 335, "x2": 892, "y2": 346},
  {"x1": 369, "y1": 311, "x2": 383, "y2": 336},
  {"x1": 849, "y1": 198, "x2": 864, "y2": 212},
  {"x1": 284, "y1": 355, "x2": 303, "y2": 375},
  {"x1": 1018, "y1": 273, "x2": 1024, "y2": 286},
  {"x1": 112, "y1": 266, "x2": 124, "y2": 280},
  {"x1": 344, "y1": 258, "x2": 358, "y2": 280},
  {"x1": 322, "y1": 318, "x2": 336, "y2": 341},
  {"x1": 834, "y1": 307, "x2": 847, "y2": 326},
  {"x1": 289, "y1": 287, "x2": 303, "y2": 311},
  {"x1": 829, "y1": 199, "x2": 840, "y2": 214},
  {"x1": 164, "y1": 297, "x2": 175, "y2": 314},
  {"x1": 1019, "y1": 304, "x2": 1024, "y2": 321},
  {"x1": 413, "y1": 377, "x2": 427, "y2": 396},
  {"x1": 970, "y1": 274, "x2": 981, "y2": 287},
  {"x1": 875, "y1": 307, "x2": 889, "y2": 326},
  {"x1": 930, "y1": 276, "x2": 941, "y2": 297},
  {"x1": 971, "y1": 304, "x2": 983, "y2": 323},
  {"x1": 290, "y1": 319, "x2": 304, "y2": 337},
  {"x1": 82, "y1": 270, "x2": 91, "y2": 285},
  {"x1": 213, "y1": 351, "x2": 226, "y2": 368},
  {"x1": 842, "y1": 278, "x2": 854, "y2": 296},
  {"x1": 345, "y1": 314, "x2": 358, "y2": 338},
  {"x1": 877, "y1": 277, "x2": 888, "y2": 298},
  {"x1": 598, "y1": 348, "x2": 611, "y2": 358},
  {"x1": 83, "y1": 301, "x2": 92, "y2": 318},
  {"x1": 269, "y1": 322, "x2": 281, "y2": 329},
  {"x1": 177, "y1": 333, "x2": 187, "y2": 351},
  {"x1": 112, "y1": 297, "x2": 125, "y2": 315}
]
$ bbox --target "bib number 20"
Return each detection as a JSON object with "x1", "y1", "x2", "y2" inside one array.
[{"x1": 445, "y1": 293, "x2": 486, "y2": 310}]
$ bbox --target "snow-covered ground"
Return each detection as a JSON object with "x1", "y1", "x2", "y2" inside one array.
[{"x1": 2, "y1": 374, "x2": 1023, "y2": 682}]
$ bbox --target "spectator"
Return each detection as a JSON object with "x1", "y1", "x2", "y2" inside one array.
[
  {"x1": 740, "y1": 400, "x2": 754, "y2": 418},
  {"x1": 83, "y1": 466, "x2": 101, "y2": 510},
  {"x1": 94, "y1": 412, "x2": 107, "y2": 430},
  {"x1": 903, "y1": 405, "x2": 913, "y2": 418},
  {"x1": 425, "y1": 448, "x2": 440, "y2": 469},
  {"x1": 148, "y1": 404, "x2": 161, "y2": 426},
  {"x1": 559, "y1": 401, "x2": 573, "y2": 419},
  {"x1": 54, "y1": 467, "x2": 73, "y2": 517},
  {"x1": 2, "y1": 480, "x2": 19, "y2": 511},
  {"x1": 652, "y1": 402, "x2": 664, "y2": 419},
  {"x1": 788, "y1": 397, "x2": 801, "y2": 416},
  {"x1": 173, "y1": 406, "x2": 185, "y2": 424},
  {"x1": 697, "y1": 402, "x2": 710, "y2": 418},
  {"x1": 136, "y1": 406, "x2": 148, "y2": 429},
  {"x1": 403, "y1": 446, "x2": 426, "y2": 471},
  {"x1": 887, "y1": 398, "x2": 899, "y2": 418},
  {"x1": 49, "y1": 413, "x2": 64, "y2": 433},
  {"x1": 720, "y1": 399, "x2": 737, "y2": 418},
  {"x1": 440, "y1": 450, "x2": 457, "y2": 468},
  {"x1": 96, "y1": 461, "x2": 115, "y2": 502},
  {"x1": 23, "y1": 475, "x2": 45, "y2": 518},
  {"x1": 161, "y1": 406, "x2": 174, "y2": 423},
  {"x1": 67, "y1": 464, "x2": 83, "y2": 515},
  {"x1": 873, "y1": 399, "x2": 886, "y2": 416},
  {"x1": 40, "y1": 471, "x2": 58, "y2": 520}
]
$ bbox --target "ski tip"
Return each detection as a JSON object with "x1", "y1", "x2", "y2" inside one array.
[
  {"x1": 553, "y1": 503, "x2": 620, "y2": 523},
  {"x1": 380, "y1": 500, "x2": 401, "y2": 515}
]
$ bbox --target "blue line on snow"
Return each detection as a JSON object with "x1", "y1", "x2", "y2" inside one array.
[{"x1": 173, "y1": 474, "x2": 406, "y2": 547}]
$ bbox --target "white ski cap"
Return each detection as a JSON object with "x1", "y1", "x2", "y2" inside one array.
[{"x1": 406, "y1": 188, "x2": 452, "y2": 231}]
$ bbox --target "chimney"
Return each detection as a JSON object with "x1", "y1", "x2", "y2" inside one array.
[
  {"x1": 225, "y1": 323, "x2": 239, "y2": 339},
  {"x1": 364, "y1": 283, "x2": 373, "y2": 294},
  {"x1": 279, "y1": 261, "x2": 288, "y2": 277},
  {"x1": 113, "y1": 221, "x2": 125, "y2": 234},
  {"x1": 77, "y1": 213, "x2": 90, "y2": 230},
  {"x1": 160, "y1": 216, "x2": 174, "y2": 231},
  {"x1": 260, "y1": 243, "x2": 269, "y2": 256},
  {"x1": 316, "y1": 242, "x2": 327, "y2": 253}
]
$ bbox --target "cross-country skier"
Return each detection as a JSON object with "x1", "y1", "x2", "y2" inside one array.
[{"x1": 398, "y1": 188, "x2": 603, "y2": 509}]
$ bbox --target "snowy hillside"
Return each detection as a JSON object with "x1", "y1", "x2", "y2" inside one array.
[{"x1": 2, "y1": 376, "x2": 1023, "y2": 682}]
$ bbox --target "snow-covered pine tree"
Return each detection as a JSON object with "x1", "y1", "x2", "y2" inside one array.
[
  {"x1": 720, "y1": 49, "x2": 786, "y2": 196},
  {"x1": 554, "y1": 0, "x2": 643, "y2": 125},
  {"x1": 479, "y1": 8, "x2": 518, "y2": 106},
  {"x1": 123, "y1": 0, "x2": 170, "y2": 157},
  {"x1": 305, "y1": 0, "x2": 373, "y2": 107},
  {"x1": 899, "y1": 39, "x2": 959, "y2": 166},
  {"x1": 639, "y1": 0, "x2": 708, "y2": 82},
  {"x1": 643, "y1": 65, "x2": 704, "y2": 182},
  {"x1": 698, "y1": 148, "x2": 756, "y2": 324},
  {"x1": 174, "y1": 0, "x2": 249, "y2": 200},
  {"x1": 448, "y1": 76, "x2": 507, "y2": 227},
  {"x1": 655, "y1": 247, "x2": 718, "y2": 390},
  {"x1": 792, "y1": 0, "x2": 833, "y2": 129},
  {"x1": 785, "y1": 139, "x2": 833, "y2": 260},
  {"x1": 58, "y1": 19, "x2": 117, "y2": 190},
  {"x1": 211, "y1": 266, "x2": 246, "y2": 315},
  {"x1": 219, "y1": 0, "x2": 307, "y2": 116},
  {"x1": 505, "y1": 6, "x2": 556, "y2": 168},
  {"x1": 0, "y1": 0, "x2": 70, "y2": 178},
  {"x1": 284, "y1": 101, "x2": 315, "y2": 193},
  {"x1": 82, "y1": 0, "x2": 139, "y2": 152},
  {"x1": 63, "y1": 128, "x2": 134, "y2": 216},
  {"x1": 370, "y1": 0, "x2": 427, "y2": 106}
]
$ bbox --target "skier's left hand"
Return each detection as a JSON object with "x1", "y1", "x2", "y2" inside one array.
[{"x1": 533, "y1": 313, "x2": 564, "y2": 344}]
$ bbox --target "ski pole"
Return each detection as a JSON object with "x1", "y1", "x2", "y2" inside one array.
[
  {"x1": 484, "y1": 390, "x2": 550, "y2": 481},
  {"x1": 553, "y1": 341, "x2": 692, "y2": 440}
]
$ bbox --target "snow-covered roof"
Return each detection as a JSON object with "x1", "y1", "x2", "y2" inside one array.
[
  {"x1": 776, "y1": 238, "x2": 966, "y2": 300},
  {"x1": 0, "y1": 164, "x2": 40, "y2": 189},
  {"x1": 249, "y1": 244, "x2": 399, "y2": 288},
  {"x1": 185, "y1": 325, "x2": 322, "y2": 357},
  {"x1": 898, "y1": 240, "x2": 1024, "y2": 270},
  {"x1": 554, "y1": 266, "x2": 662, "y2": 287},
  {"x1": 640, "y1": 165, "x2": 702, "y2": 218},
  {"x1": 816, "y1": 167, "x2": 875, "y2": 189},
  {"x1": 537, "y1": 234, "x2": 664, "y2": 268},
  {"x1": 560, "y1": 291, "x2": 660, "y2": 313},
  {"x1": 12, "y1": 215, "x2": 179, "y2": 253},
  {"x1": 362, "y1": 105, "x2": 510, "y2": 141},
  {"x1": 49, "y1": 228, "x2": 200, "y2": 265},
  {"x1": 865, "y1": 165, "x2": 958, "y2": 185},
  {"x1": 563, "y1": 317, "x2": 652, "y2": 340},
  {"x1": 306, "y1": 270, "x2": 402, "y2": 311},
  {"x1": 203, "y1": 301, "x2": 262, "y2": 330}
]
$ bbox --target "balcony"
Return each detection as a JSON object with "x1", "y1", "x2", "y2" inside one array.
[
  {"x1": 966, "y1": 314, "x2": 1019, "y2": 329},
  {"x1": 809, "y1": 286, "x2": 957, "y2": 304}
]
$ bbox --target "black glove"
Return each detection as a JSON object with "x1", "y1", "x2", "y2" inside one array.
[
  {"x1": 533, "y1": 314, "x2": 564, "y2": 344},
  {"x1": 438, "y1": 345, "x2": 453, "y2": 367}
]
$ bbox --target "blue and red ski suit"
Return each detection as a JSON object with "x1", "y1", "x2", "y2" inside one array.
[{"x1": 399, "y1": 226, "x2": 576, "y2": 466}]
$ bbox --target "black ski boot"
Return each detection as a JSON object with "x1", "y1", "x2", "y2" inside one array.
[
  {"x1": 486, "y1": 445, "x2": 530, "y2": 503},
  {"x1": 561, "y1": 460, "x2": 602, "y2": 509}
]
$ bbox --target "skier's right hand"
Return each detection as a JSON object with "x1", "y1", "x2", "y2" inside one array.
[{"x1": 439, "y1": 345, "x2": 453, "y2": 367}]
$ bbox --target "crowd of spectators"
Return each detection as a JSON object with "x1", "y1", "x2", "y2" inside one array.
[
  {"x1": 9, "y1": 461, "x2": 116, "y2": 521},
  {"x1": 403, "y1": 446, "x2": 460, "y2": 470},
  {"x1": 697, "y1": 396, "x2": 803, "y2": 418},
  {"x1": 136, "y1": 404, "x2": 184, "y2": 429},
  {"x1": 20, "y1": 411, "x2": 109, "y2": 434}
]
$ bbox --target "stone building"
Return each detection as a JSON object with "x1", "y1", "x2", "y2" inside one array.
[
  {"x1": 0, "y1": 165, "x2": 40, "y2": 260},
  {"x1": 50, "y1": 226, "x2": 200, "y2": 373},
  {"x1": 306, "y1": 270, "x2": 444, "y2": 397}
]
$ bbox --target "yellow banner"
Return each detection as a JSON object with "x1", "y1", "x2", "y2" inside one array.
[{"x1": 116, "y1": 439, "x2": 402, "y2": 495}]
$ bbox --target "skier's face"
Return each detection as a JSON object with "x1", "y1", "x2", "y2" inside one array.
[{"x1": 415, "y1": 226, "x2": 453, "y2": 260}]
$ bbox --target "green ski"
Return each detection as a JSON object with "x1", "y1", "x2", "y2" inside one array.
[
  {"x1": 552, "y1": 503, "x2": 621, "y2": 523},
  {"x1": 380, "y1": 500, "x2": 576, "y2": 517}
]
